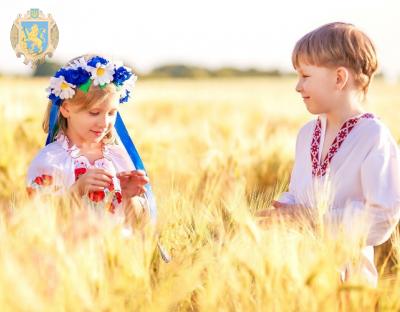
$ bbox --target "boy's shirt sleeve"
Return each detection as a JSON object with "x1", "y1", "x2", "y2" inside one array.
[
  {"x1": 278, "y1": 189, "x2": 296, "y2": 205},
  {"x1": 324, "y1": 128, "x2": 400, "y2": 246},
  {"x1": 277, "y1": 123, "x2": 310, "y2": 205}
]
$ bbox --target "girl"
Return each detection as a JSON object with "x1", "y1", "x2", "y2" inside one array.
[
  {"x1": 257, "y1": 22, "x2": 400, "y2": 287},
  {"x1": 27, "y1": 54, "x2": 156, "y2": 225}
]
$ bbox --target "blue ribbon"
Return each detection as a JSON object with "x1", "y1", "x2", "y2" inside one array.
[
  {"x1": 115, "y1": 112, "x2": 157, "y2": 221},
  {"x1": 45, "y1": 98, "x2": 61, "y2": 145},
  {"x1": 45, "y1": 101, "x2": 157, "y2": 221}
]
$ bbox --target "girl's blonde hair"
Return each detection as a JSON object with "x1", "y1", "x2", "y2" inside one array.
[
  {"x1": 292, "y1": 22, "x2": 378, "y2": 93},
  {"x1": 42, "y1": 54, "x2": 120, "y2": 143}
]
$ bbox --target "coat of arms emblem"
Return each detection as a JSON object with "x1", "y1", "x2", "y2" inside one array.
[{"x1": 10, "y1": 8, "x2": 59, "y2": 68}]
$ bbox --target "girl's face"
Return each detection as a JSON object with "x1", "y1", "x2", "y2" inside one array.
[
  {"x1": 60, "y1": 93, "x2": 119, "y2": 145},
  {"x1": 295, "y1": 63, "x2": 338, "y2": 115}
]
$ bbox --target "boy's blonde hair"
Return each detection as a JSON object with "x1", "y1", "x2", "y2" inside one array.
[
  {"x1": 42, "y1": 54, "x2": 120, "y2": 143},
  {"x1": 292, "y1": 22, "x2": 378, "y2": 93}
]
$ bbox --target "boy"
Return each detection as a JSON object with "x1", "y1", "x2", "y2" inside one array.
[{"x1": 258, "y1": 22, "x2": 400, "y2": 287}]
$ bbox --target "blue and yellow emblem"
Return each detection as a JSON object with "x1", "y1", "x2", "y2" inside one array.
[{"x1": 10, "y1": 9, "x2": 59, "y2": 68}]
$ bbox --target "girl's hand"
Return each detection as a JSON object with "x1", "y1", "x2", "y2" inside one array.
[
  {"x1": 71, "y1": 168, "x2": 113, "y2": 196},
  {"x1": 117, "y1": 170, "x2": 149, "y2": 199}
]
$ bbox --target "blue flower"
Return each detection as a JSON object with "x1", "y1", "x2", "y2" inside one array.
[
  {"x1": 119, "y1": 90, "x2": 130, "y2": 104},
  {"x1": 113, "y1": 66, "x2": 132, "y2": 86},
  {"x1": 54, "y1": 68, "x2": 67, "y2": 78},
  {"x1": 54, "y1": 67, "x2": 90, "y2": 87},
  {"x1": 87, "y1": 56, "x2": 108, "y2": 68},
  {"x1": 63, "y1": 68, "x2": 91, "y2": 86}
]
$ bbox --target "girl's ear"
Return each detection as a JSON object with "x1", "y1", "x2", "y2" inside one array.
[
  {"x1": 335, "y1": 67, "x2": 349, "y2": 91},
  {"x1": 59, "y1": 101, "x2": 71, "y2": 118}
]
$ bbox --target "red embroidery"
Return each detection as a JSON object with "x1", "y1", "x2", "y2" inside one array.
[
  {"x1": 88, "y1": 190, "x2": 105, "y2": 202},
  {"x1": 26, "y1": 186, "x2": 36, "y2": 197},
  {"x1": 74, "y1": 167, "x2": 87, "y2": 181},
  {"x1": 33, "y1": 174, "x2": 53, "y2": 186},
  {"x1": 34, "y1": 176, "x2": 42, "y2": 185},
  {"x1": 108, "y1": 181, "x2": 114, "y2": 192},
  {"x1": 115, "y1": 191, "x2": 122, "y2": 204},
  {"x1": 74, "y1": 166, "x2": 121, "y2": 210},
  {"x1": 311, "y1": 113, "x2": 374, "y2": 177}
]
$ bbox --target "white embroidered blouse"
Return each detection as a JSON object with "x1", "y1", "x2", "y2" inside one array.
[
  {"x1": 279, "y1": 113, "x2": 400, "y2": 286},
  {"x1": 26, "y1": 132, "x2": 140, "y2": 219}
]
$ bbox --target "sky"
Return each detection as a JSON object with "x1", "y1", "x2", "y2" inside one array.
[{"x1": 1, "y1": 0, "x2": 399, "y2": 80}]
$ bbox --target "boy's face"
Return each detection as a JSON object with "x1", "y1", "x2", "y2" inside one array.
[
  {"x1": 295, "y1": 63, "x2": 338, "y2": 115},
  {"x1": 60, "y1": 93, "x2": 119, "y2": 145}
]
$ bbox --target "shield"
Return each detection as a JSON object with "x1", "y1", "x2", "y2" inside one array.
[
  {"x1": 10, "y1": 8, "x2": 58, "y2": 68},
  {"x1": 20, "y1": 21, "x2": 49, "y2": 55}
]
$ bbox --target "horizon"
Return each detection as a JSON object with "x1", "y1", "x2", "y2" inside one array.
[{"x1": 1, "y1": 0, "x2": 399, "y2": 82}]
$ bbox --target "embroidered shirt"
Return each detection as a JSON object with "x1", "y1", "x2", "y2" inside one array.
[
  {"x1": 279, "y1": 113, "x2": 400, "y2": 286},
  {"x1": 26, "y1": 132, "x2": 140, "y2": 218}
]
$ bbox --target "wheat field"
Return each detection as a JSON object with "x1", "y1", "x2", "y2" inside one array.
[{"x1": 0, "y1": 76, "x2": 400, "y2": 311}]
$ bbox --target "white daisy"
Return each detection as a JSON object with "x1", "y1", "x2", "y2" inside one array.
[
  {"x1": 120, "y1": 88, "x2": 129, "y2": 100},
  {"x1": 88, "y1": 62, "x2": 115, "y2": 86},
  {"x1": 65, "y1": 57, "x2": 90, "y2": 71},
  {"x1": 119, "y1": 74, "x2": 137, "y2": 101},
  {"x1": 48, "y1": 76, "x2": 76, "y2": 99},
  {"x1": 123, "y1": 74, "x2": 137, "y2": 91}
]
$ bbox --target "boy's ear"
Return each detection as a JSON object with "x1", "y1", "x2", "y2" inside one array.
[
  {"x1": 335, "y1": 67, "x2": 349, "y2": 90},
  {"x1": 59, "y1": 101, "x2": 71, "y2": 118}
]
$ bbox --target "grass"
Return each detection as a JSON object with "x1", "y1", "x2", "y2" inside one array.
[{"x1": 0, "y1": 76, "x2": 400, "y2": 311}]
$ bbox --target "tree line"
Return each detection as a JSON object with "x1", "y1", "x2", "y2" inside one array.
[{"x1": 31, "y1": 61, "x2": 292, "y2": 78}]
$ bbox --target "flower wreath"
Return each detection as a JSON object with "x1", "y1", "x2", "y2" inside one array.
[{"x1": 46, "y1": 56, "x2": 137, "y2": 105}]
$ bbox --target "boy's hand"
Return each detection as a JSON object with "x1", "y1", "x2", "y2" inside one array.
[
  {"x1": 72, "y1": 168, "x2": 113, "y2": 196},
  {"x1": 256, "y1": 200, "x2": 304, "y2": 223},
  {"x1": 272, "y1": 200, "x2": 308, "y2": 210},
  {"x1": 117, "y1": 170, "x2": 149, "y2": 198},
  {"x1": 255, "y1": 201, "x2": 313, "y2": 226},
  {"x1": 255, "y1": 201, "x2": 299, "y2": 217}
]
